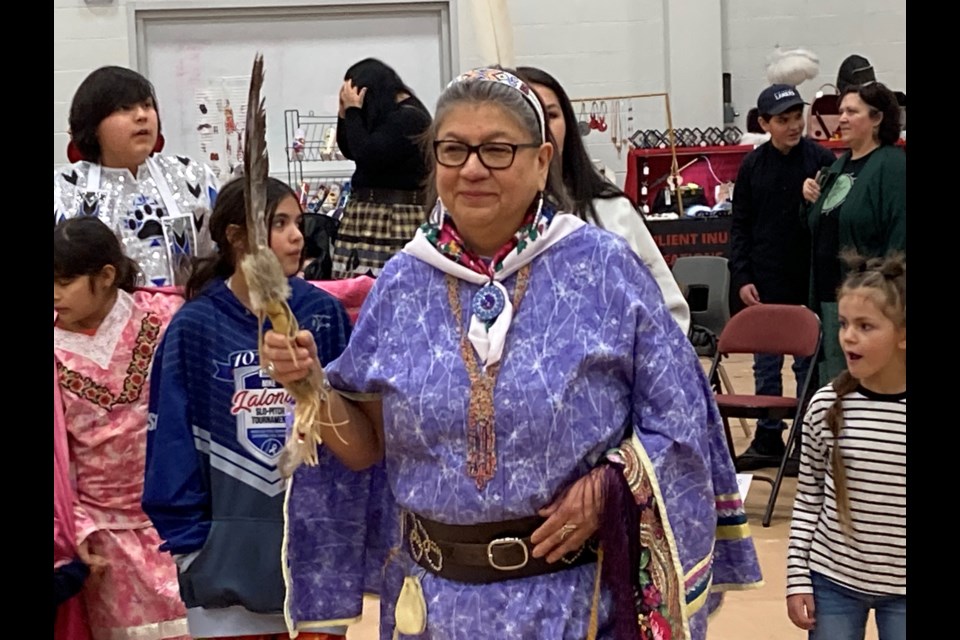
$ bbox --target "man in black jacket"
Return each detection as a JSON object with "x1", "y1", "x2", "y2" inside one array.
[{"x1": 729, "y1": 84, "x2": 836, "y2": 473}]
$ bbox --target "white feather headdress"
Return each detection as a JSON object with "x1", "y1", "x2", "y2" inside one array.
[{"x1": 766, "y1": 47, "x2": 820, "y2": 87}]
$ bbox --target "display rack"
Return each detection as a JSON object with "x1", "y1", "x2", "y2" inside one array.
[
  {"x1": 284, "y1": 109, "x2": 355, "y2": 188},
  {"x1": 569, "y1": 92, "x2": 690, "y2": 212}
]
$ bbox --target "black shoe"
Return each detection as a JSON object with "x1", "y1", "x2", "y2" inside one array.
[
  {"x1": 734, "y1": 431, "x2": 786, "y2": 472},
  {"x1": 735, "y1": 445, "x2": 782, "y2": 472},
  {"x1": 783, "y1": 449, "x2": 800, "y2": 478}
]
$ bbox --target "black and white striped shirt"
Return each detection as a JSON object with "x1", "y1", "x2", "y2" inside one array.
[{"x1": 786, "y1": 384, "x2": 906, "y2": 597}]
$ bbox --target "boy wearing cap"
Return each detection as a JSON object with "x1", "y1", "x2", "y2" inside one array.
[{"x1": 729, "y1": 84, "x2": 836, "y2": 473}]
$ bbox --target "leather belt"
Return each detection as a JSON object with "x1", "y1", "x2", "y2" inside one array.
[
  {"x1": 404, "y1": 511, "x2": 598, "y2": 585},
  {"x1": 350, "y1": 187, "x2": 425, "y2": 206}
]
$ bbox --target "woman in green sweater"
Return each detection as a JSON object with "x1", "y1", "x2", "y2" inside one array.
[{"x1": 801, "y1": 81, "x2": 905, "y2": 383}]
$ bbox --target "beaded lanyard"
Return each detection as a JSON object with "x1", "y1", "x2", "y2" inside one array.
[{"x1": 445, "y1": 264, "x2": 532, "y2": 491}]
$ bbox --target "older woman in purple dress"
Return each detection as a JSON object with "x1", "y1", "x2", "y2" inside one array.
[{"x1": 266, "y1": 68, "x2": 762, "y2": 640}]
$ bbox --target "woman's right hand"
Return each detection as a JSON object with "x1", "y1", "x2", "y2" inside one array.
[
  {"x1": 263, "y1": 330, "x2": 318, "y2": 385},
  {"x1": 530, "y1": 468, "x2": 603, "y2": 563},
  {"x1": 339, "y1": 80, "x2": 366, "y2": 114},
  {"x1": 786, "y1": 594, "x2": 816, "y2": 630},
  {"x1": 739, "y1": 284, "x2": 761, "y2": 306},
  {"x1": 802, "y1": 172, "x2": 822, "y2": 203}
]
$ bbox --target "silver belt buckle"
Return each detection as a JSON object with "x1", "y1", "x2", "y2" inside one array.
[{"x1": 486, "y1": 537, "x2": 529, "y2": 571}]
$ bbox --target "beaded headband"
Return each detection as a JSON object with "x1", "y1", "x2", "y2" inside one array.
[{"x1": 447, "y1": 68, "x2": 546, "y2": 141}]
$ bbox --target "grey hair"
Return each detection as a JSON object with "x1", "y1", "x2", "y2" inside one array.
[
  {"x1": 419, "y1": 79, "x2": 571, "y2": 215},
  {"x1": 437, "y1": 80, "x2": 544, "y2": 143}
]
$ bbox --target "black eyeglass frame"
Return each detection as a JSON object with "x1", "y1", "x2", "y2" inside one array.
[{"x1": 433, "y1": 140, "x2": 542, "y2": 170}]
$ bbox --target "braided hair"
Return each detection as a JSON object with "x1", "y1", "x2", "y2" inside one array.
[{"x1": 826, "y1": 251, "x2": 905, "y2": 532}]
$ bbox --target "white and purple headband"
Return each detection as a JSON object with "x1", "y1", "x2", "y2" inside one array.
[{"x1": 447, "y1": 67, "x2": 546, "y2": 141}]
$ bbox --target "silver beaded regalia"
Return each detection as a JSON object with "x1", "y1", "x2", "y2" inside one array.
[{"x1": 54, "y1": 155, "x2": 219, "y2": 287}]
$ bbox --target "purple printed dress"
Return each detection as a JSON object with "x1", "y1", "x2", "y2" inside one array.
[{"x1": 315, "y1": 220, "x2": 762, "y2": 639}]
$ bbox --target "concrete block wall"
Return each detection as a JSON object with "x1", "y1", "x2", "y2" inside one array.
[
  {"x1": 723, "y1": 0, "x2": 906, "y2": 133},
  {"x1": 54, "y1": 0, "x2": 906, "y2": 187}
]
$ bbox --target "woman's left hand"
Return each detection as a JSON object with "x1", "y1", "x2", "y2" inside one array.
[
  {"x1": 530, "y1": 468, "x2": 604, "y2": 563},
  {"x1": 339, "y1": 80, "x2": 367, "y2": 112},
  {"x1": 802, "y1": 173, "x2": 822, "y2": 203}
]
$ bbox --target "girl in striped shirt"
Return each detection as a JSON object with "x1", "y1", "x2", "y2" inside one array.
[{"x1": 786, "y1": 252, "x2": 906, "y2": 640}]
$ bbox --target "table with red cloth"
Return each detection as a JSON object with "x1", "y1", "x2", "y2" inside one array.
[{"x1": 624, "y1": 139, "x2": 902, "y2": 211}]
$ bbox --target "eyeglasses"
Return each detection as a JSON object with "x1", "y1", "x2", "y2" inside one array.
[{"x1": 433, "y1": 140, "x2": 541, "y2": 170}]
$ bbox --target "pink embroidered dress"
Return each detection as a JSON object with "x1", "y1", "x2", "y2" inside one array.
[
  {"x1": 55, "y1": 357, "x2": 93, "y2": 640},
  {"x1": 54, "y1": 288, "x2": 190, "y2": 640}
]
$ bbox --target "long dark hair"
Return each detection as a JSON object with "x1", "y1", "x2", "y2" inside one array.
[
  {"x1": 841, "y1": 82, "x2": 902, "y2": 146},
  {"x1": 515, "y1": 66, "x2": 633, "y2": 224},
  {"x1": 68, "y1": 66, "x2": 162, "y2": 163},
  {"x1": 344, "y1": 58, "x2": 428, "y2": 130},
  {"x1": 185, "y1": 177, "x2": 299, "y2": 300},
  {"x1": 54, "y1": 217, "x2": 141, "y2": 293}
]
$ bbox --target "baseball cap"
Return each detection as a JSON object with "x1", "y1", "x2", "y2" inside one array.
[{"x1": 757, "y1": 84, "x2": 805, "y2": 116}]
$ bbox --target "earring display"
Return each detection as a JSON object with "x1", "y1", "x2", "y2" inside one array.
[
  {"x1": 617, "y1": 92, "x2": 770, "y2": 243},
  {"x1": 704, "y1": 127, "x2": 724, "y2": 146},
  {"x1": 568, "y1": 93, "x2": 753, "y2": 231},
  {"x1": 646, "y1": 130, "x2": 666, "y2": 149},
  {"x1": 721, "y1": 126, "x2": 743, "y2": 146},
  {"x1": 692, "y1": 128, "x2": 708, "y2": 147},
  {"x1": 677, "y1": 128, "x2": 699, "y2": 148},
  {"x1": 611, "y1": 100, "x2": 624, "y2": 158},
  {"x1": 578, "y1": 103, "x2": 591, "y2": 137},
  {"x1": 640, "y1": 160, "x2": 650, "y2": 214},
  {"x1": 597, "y1": 101, "x2": 609, "y2": 133},
  {"x1": 630, "y1": 126, "x2": 748, "y2": 150}
]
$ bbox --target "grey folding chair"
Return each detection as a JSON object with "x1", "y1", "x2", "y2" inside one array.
[
  {"x1": 672, "y1": 256, "x2": 750, "y2": 439},
  {"x1": 673, "y1": 256, "x2": 730, "y2": 336}
]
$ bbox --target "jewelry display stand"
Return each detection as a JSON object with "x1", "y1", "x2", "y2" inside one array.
[{"x1": 569, "y1": 92, "x2": 687, "y2": 214}]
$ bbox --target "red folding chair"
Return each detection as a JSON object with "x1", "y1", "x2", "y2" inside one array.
[{"x1": 706, "y1": 304, "x2": 822, "y2": 527}]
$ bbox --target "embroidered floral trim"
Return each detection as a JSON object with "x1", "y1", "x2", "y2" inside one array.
[
  {"x1": 421, "y1": 203, "x2": 556, "y2": 278},
  {"x1": 607, "y1": 443, "x2": 684, "y2": 640},
  {"x1": 445, "y1": 266, "x2": 532, "y2": 491},
  {"x1": 58, "y1": 313, "x2": 163, "y2": 410}
]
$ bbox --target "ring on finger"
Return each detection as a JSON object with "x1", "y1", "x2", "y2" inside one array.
[
  {"x1": 559, "y1": 523, "x2": 578, "y2": 542},
  {"x1": 264, "y1": 362, "x2": 277, "y2": 376}
]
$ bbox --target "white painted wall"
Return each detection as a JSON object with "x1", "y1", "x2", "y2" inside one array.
[
  {"x1": 722, "y1": 0, "x2": 907, "y2": 133},
  {"x1": 54, "y1": 0, "x2": 907, "y2": 185},
  {"x1": 663, "y1": 0, "x2": 723, "y2": 129}
]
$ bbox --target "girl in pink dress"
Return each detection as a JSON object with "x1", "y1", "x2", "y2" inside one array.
[
  {"x1": 55, "y1": 356, "x2": 93, "y2": 640},
  {"x1": 54, "y1": 216, "x2": 191, "y2": 640}
]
